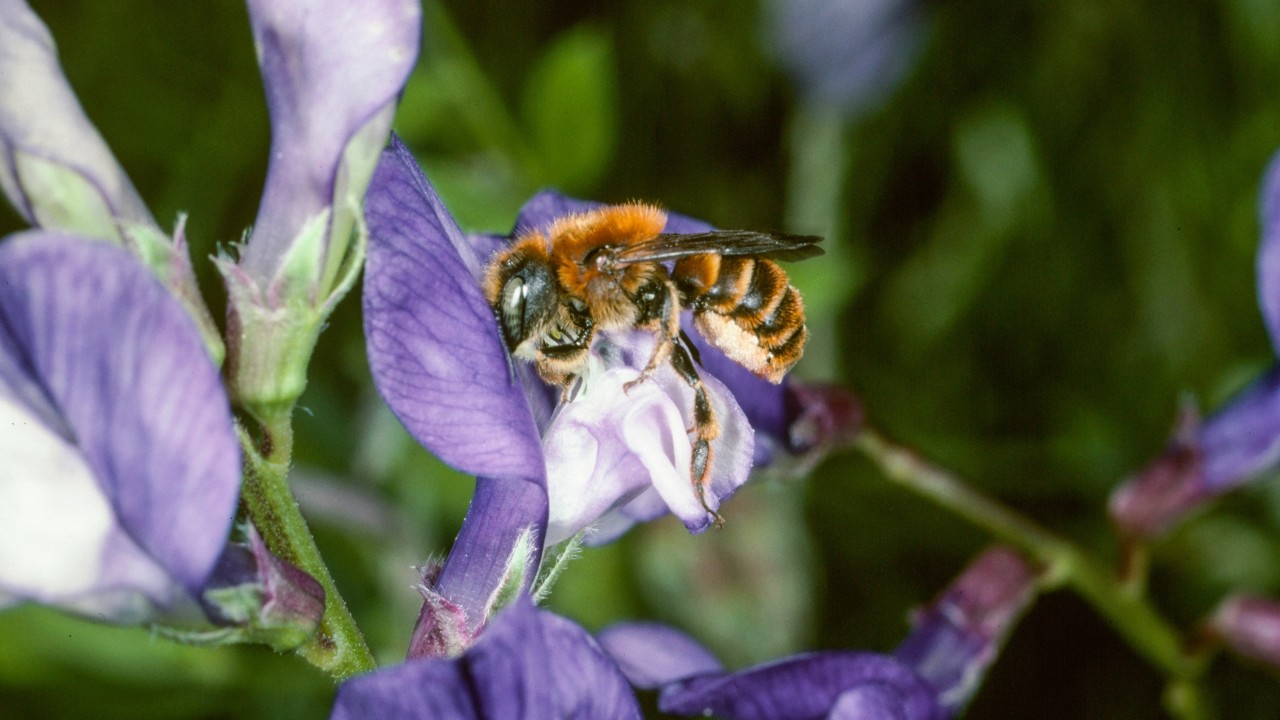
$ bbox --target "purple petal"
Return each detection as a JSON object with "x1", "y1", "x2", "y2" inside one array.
[
  {"x1": 659, "y1": 652, "x2": 944, "y2": 720},
  {"x1": 894, "y1": 547, "x2": 1035, "y2": 715},
  {"x1": 0, "y1": 232, "x2": 239, "y2": 611},
  {"x1": 0, "y1": 0, "x2": 154, "y2": 234},
  {"x1": 1111, "y1": 373, "x2": 1280, "y2": 537},
  {"x1": 331, "y1": 659, "x2": 477, "y2": 720},
  {"x1": 408, "y1": 478, "x2": 547, "y2": 658},
  {"x1": 240, "y1": 0, "x2": 421, "y2": 280},
  {"x1": 336, "y1": 599, "x2": 642, "y2": 720},
  {"x1": 1199, "y1": 369, "x2": 1280, "y2": 490},
  {"x1": 596, "y1": 622, "x2": 723, "y2": 689},
  {"x1": 1256, "y1": 148, "x2": 1280, "y2": 354},
  {"x1": 364, "y1": 138, "x2": 544, "y2": 481}
]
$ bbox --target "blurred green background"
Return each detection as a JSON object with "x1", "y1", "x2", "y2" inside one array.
[{"x1": 4, "y1": 0, "x2": 1280, "y2": 717}]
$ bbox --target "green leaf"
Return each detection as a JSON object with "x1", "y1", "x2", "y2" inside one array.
[{"x1": 521, "y1": 25, "x2": 618, "y2": 192}]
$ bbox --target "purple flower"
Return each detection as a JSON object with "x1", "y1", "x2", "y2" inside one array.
[
  {"x1": 0, "y1": 232, "x2": 240, "y2": 621},
  {"x1": 364, "y1": 136, "x2": 859, "y2": 656},
  {"x1": 219, "y1": 0, "x2": 421, "y2": 412},
  {"x1": 331, "y1": 596, "x2": 641, "y2": 720},
  {"x1": 1111, "y1": 149, "x2": 1280, "y2": 538},
  {"x1": 0, "y1": 0, "x2": 221, "y2": 357},
  {"x1": 598, "y1": 546, "x2": 1036, "y2": 719},
  {"x1": 363, "y1": 136, "x2": 760, "y2": 545}
]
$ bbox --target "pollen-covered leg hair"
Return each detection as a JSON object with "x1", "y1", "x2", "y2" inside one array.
[{"x1": 672, "y1": 340, "x2": 723, "y2": 528}]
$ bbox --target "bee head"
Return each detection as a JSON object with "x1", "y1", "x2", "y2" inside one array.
[{"x1": 493, "y1": 256, "x2": 560, "y2": 352}]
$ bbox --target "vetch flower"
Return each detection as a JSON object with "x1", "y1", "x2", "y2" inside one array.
[
  {"x1": 0, "y1": 0, "x2": 221, "y2": 359},
  {"x1": 216, "y1": 0, "x2": 420, "y2": 417},
  {"x1": 364, "y1": 136, "x2": 854, "y2": 655},
  {"x1": 331, "y1": 596, "x2": 642, "y2": 720},
  {"x1": 599, "y1": 546, "x2": 1037, "y2": 719},
  {"x1": 363, "y1": 136, "x2": 760, "y2": 548},
  {"x1": 1111, "y1": 149, "x2": 1280, "y2": 538},
  {"x1": 0, "y1": 232, "x2": 240, "y2": 621}
]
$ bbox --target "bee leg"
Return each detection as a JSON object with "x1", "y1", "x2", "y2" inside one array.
[
  {"x1": 624, "y1": 279, "x2": 682, "y2": 394},
  {"x1": 671, "y1": 340, "x2": 724, "y2": 528}
]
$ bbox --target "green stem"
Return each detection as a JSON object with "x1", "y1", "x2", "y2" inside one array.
[
  {"x1": 853, "y1": 428, "x2": 1202, "y2": 684},
  {"x1": 238, "y1": 409, "x2": 375, "y2": 680}
]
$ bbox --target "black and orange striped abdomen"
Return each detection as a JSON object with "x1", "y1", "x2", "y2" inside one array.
[{"x1": 673, "y1": 255, "x2": 807, "y2": 383}]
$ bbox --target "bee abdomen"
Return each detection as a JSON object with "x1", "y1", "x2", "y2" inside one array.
[{"x1": 679, "y1": 256, "x2": 808, "y2": 383}]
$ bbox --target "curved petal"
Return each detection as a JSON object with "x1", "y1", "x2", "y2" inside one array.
[
  {"x1": 1257, "y1": 148, "x2": 1280, "y2": 354},
  {"x1": 894, "y1": 546, "x2": 1035, "y2": 715},
  {"x1": 336, "y1": 599, "x2": 642, "y2": 720},
  {"x1": 364, "y1": 138, "x2": 544, "y2": 481},
  {"x1": 596, "y1": 622, "x2": 724, "y2": 690},
  {"x1": 0, "y1": 232, "x2": 240, "y2": 610},
  {"x1": 240, "y1": 0, "x2": 421, "y2": 280},
  {"x1": 0, "y1": 0, "x2": 154, "y2": 236},
  {"x1": 543, "y1": 331, "x2": 754, "y2": 543},
  {"x1": 408, "y1": 478, "x2": 547, "y2": 658},
  {"x1": 542, "y1": 367, "x2": 690, "y2": 545},
  {"x1": 659, "y1": 652, "x2": 943, "y2": 720}
]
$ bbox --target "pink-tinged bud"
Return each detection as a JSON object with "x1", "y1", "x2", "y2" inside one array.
[
  {"x1": 201, "y1": 526, "x2": 325, "y2": 651},
  {"x1": 1207, "y1": 595, "x2": 1280, "y2": 671},
  {"x1": 1109, "y1": 407, "x2": 1207, "y2": 539}
]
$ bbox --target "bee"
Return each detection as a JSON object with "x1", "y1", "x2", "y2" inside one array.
[{"x1": 482, "y1": 203, "x2": 822, "y2": 522}]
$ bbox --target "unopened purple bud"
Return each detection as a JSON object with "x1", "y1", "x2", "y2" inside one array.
[
  {"x1": 1206, "y1": 595, "x2": 1280, "y2": 671},
  {"x1": 894, "y1": 546, "x2": 1037, "y2": 714}
]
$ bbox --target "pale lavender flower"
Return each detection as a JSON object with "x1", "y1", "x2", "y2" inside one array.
[
  {"x1": 0, "y1": 232, "x2": 240, "y2": 621},
  {"x1": 1111, "y1": 150, "x2": 1280, "y2": 538}
]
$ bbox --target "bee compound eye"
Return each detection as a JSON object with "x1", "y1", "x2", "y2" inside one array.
[{"x1": 500, "y1": 276, "x2": 528, "y2": 345}]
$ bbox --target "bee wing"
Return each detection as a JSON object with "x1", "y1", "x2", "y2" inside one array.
[{"x1": 614, "y1": 231, "x2": 824, "y2": 264}]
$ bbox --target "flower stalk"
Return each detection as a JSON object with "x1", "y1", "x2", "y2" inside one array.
[
  {"x1": 853, "y1": 426, "x2": 1208, "y2": 715},
  {"x1": 237, "y1": 415, "x2": 375, "y2": 679}
]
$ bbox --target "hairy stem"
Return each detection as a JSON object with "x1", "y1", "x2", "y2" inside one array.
[{"x1": 238, "y1": 409, "x2": 375, "y2": 679}]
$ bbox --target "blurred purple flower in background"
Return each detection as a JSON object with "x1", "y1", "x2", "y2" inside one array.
[
  {"x1": 0, "y1": 233, "x2": 240, "y2": 621},
  {"x1": 1111, "y1": 150, "x2": 1280, "y2": 538},
  {"x1": 764, "y1": 0, "x2": 927, "y2": 120},
  {"x1": 599, "y1": 546, "x2": 1036, "y2": 719},
  {"x1": 331, "y1": 597, "x2": 641, "y2": 720}
]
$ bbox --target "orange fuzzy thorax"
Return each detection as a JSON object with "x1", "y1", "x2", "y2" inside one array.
[{"x1": 547, "y1": 203, "x2": 668, "y2": 326}]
